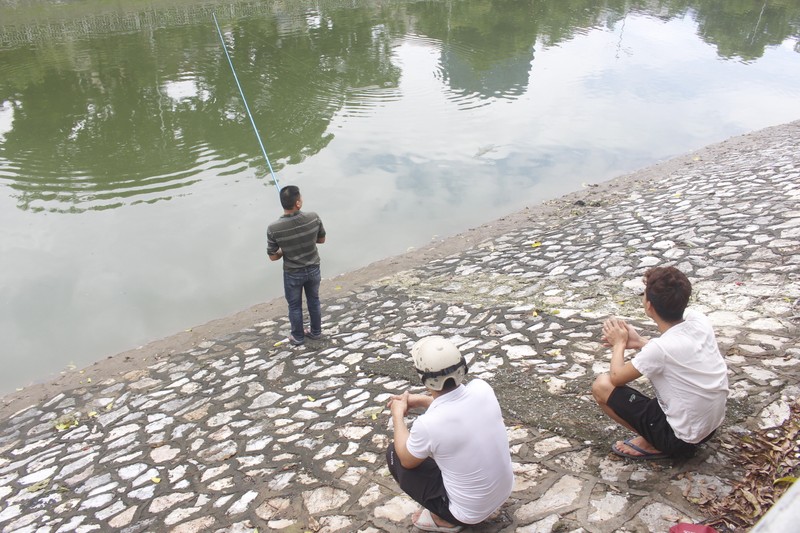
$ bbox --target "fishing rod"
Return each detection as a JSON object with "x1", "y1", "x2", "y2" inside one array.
[{"x1": 212, "y1": 12, "x2": 281, "y2": 199}]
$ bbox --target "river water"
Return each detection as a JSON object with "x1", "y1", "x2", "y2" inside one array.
[{"x1": 1, "y1": 0, "x2": 800, "y2": 393}]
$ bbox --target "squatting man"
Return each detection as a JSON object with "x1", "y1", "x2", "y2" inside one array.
[
  {"x1": 386, "y1": 336, "x2": 514, "y2": 533},
  {"x1": 592, "y1": 266, "x2": 729, "y2": 459}
]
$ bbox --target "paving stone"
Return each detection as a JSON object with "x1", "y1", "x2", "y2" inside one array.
[{"x1": 1, "y1": 122, "x2": 799, "y2": 532}]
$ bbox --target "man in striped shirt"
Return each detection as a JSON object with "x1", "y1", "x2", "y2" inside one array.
[{"x1": 267, "y1": 185, "x2": 326, "y2": 346}]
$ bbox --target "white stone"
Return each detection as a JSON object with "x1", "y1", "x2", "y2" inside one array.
[
  {"x1": 517, "y1": 513, "x2": 560, "y2": 532},
  {"x1": 267, "y1": 519, "x2": 296, "y2": 529},
  {"x1": 18, "y1": 465, "x2": 57, "y2": 486},
  {"x1": 513, "y1": 462, "x2": 546, "y2": 491},
  {"x1": 374, "y1": 495, "x2": 418, "y2": 521},
  {"x1": 337, "y1": 425, "x2": 373, "y2": 440},
  {"x1": 227, "y1": 490, "x2": 259, "y2": 514},
  {"x1": 637, "y1": 502, "x2": 691, "y2": 532},
  {"x1": 302, "y1": 486, "x2": 349, "y2": 514},
  {"x1": 79, "y1": 493, "x2": 114, "y2": 510},
  {"x1": 588, "y1": 492, "x2": 628, "y2": 522},
  {"x1": 515, "y1": 475, "x2": 583, "y2": 519},
  {"x1": 250, "y1": 392, "x2": 282, "y2": 409},
  {"x1": 168, "y1": 515, "x2": 214, "y2": 531},
  {"x1": 150, "y1": 445, "x2": 181, "y2": 463},
  {"x1": 255, "y1": 497, "x2": 291, "y2": 520},
  {"x1": 758, "y1": 400, "x2": 791, "y2": 429},
  {"x1": 358, "y1": 484, "x2": 383, "y2": 507},
  {"x1": 200, "y1": 464, "x2": 230, "y2": 482},
  {"x1": 533, "y1": 436, "x2": 571, "y2": 457},
  {"x1": 149, "y1": 492, "x2": 194, "y2": 513}
]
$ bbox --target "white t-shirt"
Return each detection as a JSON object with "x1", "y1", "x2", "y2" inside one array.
[
  {"x1": 406, "y1": 379, "x2": 514, "y2": 524},
  {"x1": 632, "y1": 309, "x2": 729, "y2": 443}
]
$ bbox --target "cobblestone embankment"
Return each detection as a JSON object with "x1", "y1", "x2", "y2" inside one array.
[{"x1": 1, "y1": 121, "x2": 798, "y2": 532}]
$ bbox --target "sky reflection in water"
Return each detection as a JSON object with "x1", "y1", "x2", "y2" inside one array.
[{"x1": 1, "y1": 0, "x2": 800, "y2": 393}]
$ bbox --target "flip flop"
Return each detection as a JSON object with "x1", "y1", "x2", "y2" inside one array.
[
  {"x1": 612, "y1": 438, "x2": 669, "y2": 460},
  {"x1": 413, "y1": 508, "x2": 463, "y2": 532}
]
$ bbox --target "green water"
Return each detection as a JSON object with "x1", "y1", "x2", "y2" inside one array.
[{"x1": 1, "y1": 0, "x2": 799, "y2": 393}]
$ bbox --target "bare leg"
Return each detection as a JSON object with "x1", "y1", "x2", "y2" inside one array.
[{"x1": 591, "y1": 374, "x2": 662, "y2": 456}]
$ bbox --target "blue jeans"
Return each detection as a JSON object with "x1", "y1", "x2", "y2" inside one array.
[{"x1": 283, "y1": 265, "x2": 321, "y2": 342}]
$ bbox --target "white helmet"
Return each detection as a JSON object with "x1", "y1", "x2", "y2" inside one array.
[{"x1": 411, "y1": 336, "x2": 468, "y2": 391}]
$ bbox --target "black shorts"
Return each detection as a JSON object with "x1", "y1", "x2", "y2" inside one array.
[
  {"x1": 607, "y1": 385, "x2": 711, "y2": 457},
  {"x1": 385, "y1": 443, "x2": 466, "y2": 526}
]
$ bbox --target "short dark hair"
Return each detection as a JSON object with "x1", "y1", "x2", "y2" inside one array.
[
  {"x1": 441, "y1": 377, "x2": 458, "y2": 392},
  {"x1": 280, "y1": 185, "x2": 300, "y2": 210},
  {"x1": 644, "y1": 266, "x2": 691, "y2": 322}
]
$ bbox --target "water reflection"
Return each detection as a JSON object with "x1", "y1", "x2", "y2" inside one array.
[
  {"x1": 0, "y1": 0, "x2": 798, "y2": 212},
  {"x1": 1, "y1": 0, "x2": 800, "y2": 393}
]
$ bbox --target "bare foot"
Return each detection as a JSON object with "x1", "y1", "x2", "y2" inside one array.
[{"x1": 614, "y1": 436, "x2": 662, "y2": 457}]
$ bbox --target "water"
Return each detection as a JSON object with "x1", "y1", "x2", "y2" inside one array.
[{"x1": 1, "y1": 0, "x2": 799, "y2": 394}]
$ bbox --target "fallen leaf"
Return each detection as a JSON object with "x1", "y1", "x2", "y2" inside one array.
[
  {"x1": 151, "y1": 476, "x2": 161, "y2": 484},
  {"x1": 27, "y1": 478, "x2": 50, "y2": 492}
]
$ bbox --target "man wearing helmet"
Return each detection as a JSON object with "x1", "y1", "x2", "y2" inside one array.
[{"x1": 386, "y1": 336, "x2": 514, "y2": 532}]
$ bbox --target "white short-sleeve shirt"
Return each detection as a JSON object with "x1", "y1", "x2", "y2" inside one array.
[
  {"x1": 406, "y1": 379, "x2": 514, "y2": 524},
  {"x1": 632, "y1": 309, "x2": 729, "y2": 443}
]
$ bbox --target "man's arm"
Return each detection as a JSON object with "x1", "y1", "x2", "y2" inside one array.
[
  {"x1": 316, "y1": 237, "x2": 325, "y2": 244},
  {"x1": 269, "y1": 249, "x2": 283, "y2": 261},
  {"x1": 603, "y1": 318, "x2": 643, "y2": 386},
  {"x1": 388, "y1": 391, "x2": 426, "y2": 469}
]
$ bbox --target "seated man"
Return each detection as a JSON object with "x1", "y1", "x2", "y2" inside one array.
[
  {"x1": 386, "y1": 336, "x2": 514, "y2": 532},
  {"x1": 592, "y1": 266, "x2": 729, "y2": 459}
]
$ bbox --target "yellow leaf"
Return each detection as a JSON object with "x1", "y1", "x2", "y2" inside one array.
[
  {"x1": 88, "y1": 411, "x2": 97, "y2": 418},
  {"x1": 531, "y1": 241, "x2": 542, "y2": 248},
  {"x1": 27, "y1": 478, "x2": 50, "y2": 492},
  {"x1": 531, "y1": 311, "x2": 538, "y2": 317},
  {"x1": 371, "y1": 413, "x2": 377, "y2": 420},
  {"x1": 551, "y1": 309, "x2": 560, "y2": 315},
  {"x1": 274, "y1": 341, "x2": 283, "y2": 347},
  {"x1": 151, "y1": 477, "x2": 161, "y2": 484},
  {"x1": 87, "y1": 378, "x2": 92, "y2": 383},
  {"x1": 307, "y1": 396, "x2": 315, "y2": 402},
  {"x1": 106, "y1": 402, "x2": 114, "y2": 410},
  {"x1": 335, "y1": 286, "x2": 342, "y2": 290}
]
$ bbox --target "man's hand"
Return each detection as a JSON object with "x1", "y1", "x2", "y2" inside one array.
[
  {"x1": 602, "y1": 318, "x2": 630, "y2": 348},
  {"x1": 602, "y1": 319, "x2": 648, "y2": 350},
  {"x1": 388, "y1": 391, "x2": 409, "y2": 418},
  {"x1": 603, "y1": 317, "x2": 644, "y2": 386}
]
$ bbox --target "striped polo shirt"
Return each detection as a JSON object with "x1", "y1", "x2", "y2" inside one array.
[{"x1": 267, "y1": 211, "x2": 326, "y2": 271}]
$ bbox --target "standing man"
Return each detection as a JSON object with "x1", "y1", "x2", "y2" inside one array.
[
  {"x1": 267, "y1": 185, "x2": 326, "y2": 346},
  {"x1": 592, "y1": 266, "x2": 728, "y2": 459},
  {"x1": 386, "y1": 336, "x2": 514, "y2": 532}
]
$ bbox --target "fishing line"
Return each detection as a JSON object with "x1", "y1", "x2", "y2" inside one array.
[{"x1": 212, "y1": 12, "x2": 281, "y2": 198}]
